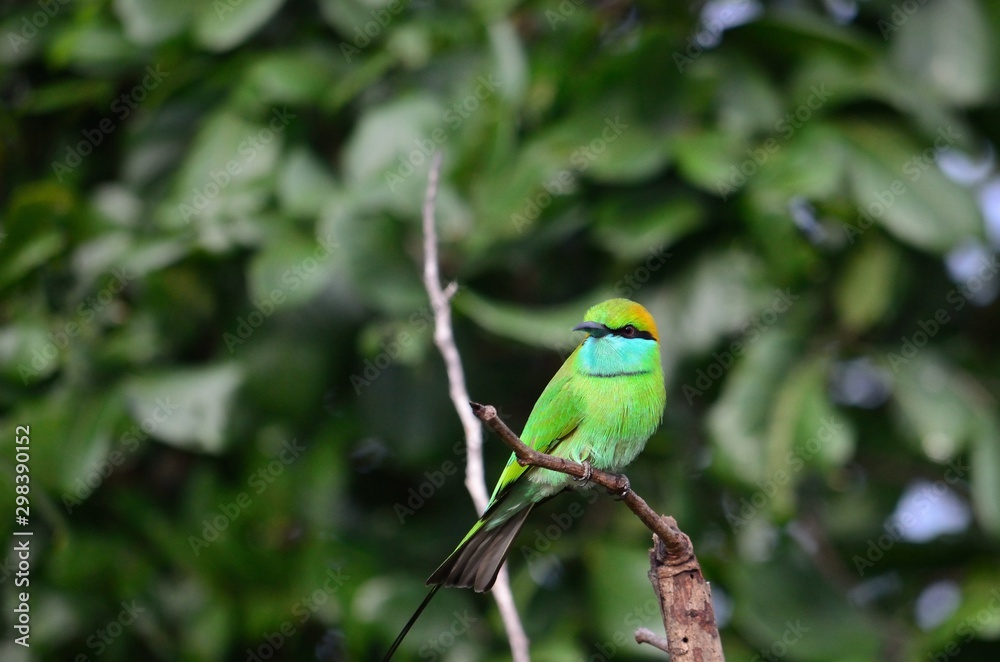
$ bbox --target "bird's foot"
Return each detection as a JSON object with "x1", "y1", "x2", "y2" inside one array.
[
  {"x1": 613, "y1": 476, "x2": 631, "y2": 500},
  {"x1": 573, "y1": 460, "x2": 593, "y2": 484}
]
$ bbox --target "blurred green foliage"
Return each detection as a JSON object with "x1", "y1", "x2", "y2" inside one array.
[{"x1": 2, "y1": 0, "x2": 1000, "y2": 660}]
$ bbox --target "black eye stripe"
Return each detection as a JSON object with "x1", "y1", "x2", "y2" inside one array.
[{"x1": 609, "y1": 325, "x2": 654, "y2": 340}]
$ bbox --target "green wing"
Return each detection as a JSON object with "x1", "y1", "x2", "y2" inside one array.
[
  {"x1": 487, "y1": 345, "x2": 584, "y2": 506},
  {"x1": 427, "y1": 345, "x2": 584, "y2": 590}
]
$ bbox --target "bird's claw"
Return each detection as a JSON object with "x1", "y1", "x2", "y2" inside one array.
[
  {"x1": 614, "y1": 476, "x2": 631, "y2": 500},
  {"x1": 574, "y1": 460, "x2": 593, "y2": 483}
]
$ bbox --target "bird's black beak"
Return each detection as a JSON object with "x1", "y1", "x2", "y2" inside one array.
[{"x1": 573, "y1": 321, "x2": 610, "y2": 337}]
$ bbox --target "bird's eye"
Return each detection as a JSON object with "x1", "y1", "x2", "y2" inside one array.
[{"x1": 621, "y1": 324, "x2": 637, "y2": 338}]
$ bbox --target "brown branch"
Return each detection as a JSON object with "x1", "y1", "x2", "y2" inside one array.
[
  {"x1": 471, "y1": 402, "x2": 725, "y2": 661},
  {"x1": 421, "y1": 153, "x2": 530, "y2": 662}
]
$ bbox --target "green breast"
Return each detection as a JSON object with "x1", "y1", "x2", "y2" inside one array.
[{"x1": 572, "y1": 370, "x2": 666, "y2": 471}]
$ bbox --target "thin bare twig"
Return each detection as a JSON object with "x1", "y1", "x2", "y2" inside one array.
[
  {"x1": 635, "y1": 627, "x2": 671, "y2": 653},
  {"x1": 421, "y1": 152, "x2": 530, "y2": 662},
  {"x1": 471, "y1": 402, "x2": 725, "y2": 661}
]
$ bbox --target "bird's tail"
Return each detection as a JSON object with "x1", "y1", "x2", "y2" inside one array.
[
  {"x1": 384, "y1": 500, "x2": 536, "y2": 659},
  {"x1": 383, "y1": 584, "x2": 442, "y2": 661},
  {"x1": 427, "y1": 504, "x2": 534, "y2": 592}
]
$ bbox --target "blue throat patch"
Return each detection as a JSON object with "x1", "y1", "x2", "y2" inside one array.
[{"x1": 577, "y1": 336, "x2": 657, "y2": 377}]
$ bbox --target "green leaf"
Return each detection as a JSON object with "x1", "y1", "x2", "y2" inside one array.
[
  {"x1": 580, "y1": 117, "x2": 669, "y2": 184},
  {"x1": 747, "y1": 123, "x2": 847, "y2": 203},
  {"x1": 161, "y1": 108, "x2": 284, "y2": 232},
  {"x1": 670, "y1": 129, "x2": 744, "y2": 196},
  {"x1": 248, "y1": 227, "x2": 339, "y2": 308},
  {"x1": 587, "y1": 540, "x2": 663, "y2": 657},
  {"x1": 114, "y1": 0, "x2": 194, "y2": 46},
  {"x1": 19, "y1": 79, "x2": 115, "y2": 114},
  {"x1": 891, "y1": 0, "x2": 993, "y2": 105},
  {"x1": 744, "y1": 13, "x2": 877, "y2": 60},
  {"x1": 470, "y1": 139, "x2": 578, "y2": 237},
  {"x1": 318, "y1": 0, "x2": 400, "y2": 37},
  {"x1": 277, "y1": 147, "x2": 340, "y2": 219},
  {"x1": 0, "y1": 182, "x2": 73, "y2": 290},
  {"x1": 716, "y1": 59, "x2": 785, "y2": 139},
  {"x1": 918, "y1": 567, "x2": 1000, "y2": 654},
  {"x1": 244, "y1": 50, "x2": 340, "y2": 105},
  {"x1": 971, "y1": 415, "x2": 1000, "y2": 537},
  {"x1": 0, "y1": 229, "x2": 65, "y2": 292},
  {"x1": 458, "y1": 291, "x2": 608, "y2": 351},
  {"x1": 839, "y1": 121, "x2": 983, "y2": 252},
  {"x1": 49, "y1": 22, "x2": 142, "y2": 69},
  {"x1": 342, "y1": 94, "x2": 444, "y2": 185},
  {"x1": 118, "y1": 236, "x2": 192, "y2": 278},
  {"x1": 124, "y1": 364, "x2": 244, "y2": 454},
  {"x1": 888, "y1": 354, "x2": 979, "y2": 459},
  {"x1": 764, "y1": 357, "x2": 855, "y2": 518},
  {"x1": 653, "y1": 249, "x2": 769, "y2": 361},
  {"x1": 7, "y1": 389, "x2": 123, "y2": 497},
  {"x1": 729, "y1": 545, "x2": 883, "y2": 661},
  {"x1": 318, "y1": 200, "x2": 424, "y2": 313},
  {"x1": 594, "y1": 193, "x2": 703, "y2": 261},
  {"x1": 834, "y1": 236, "x2": 900, "y2": 332},
  {"x1": 487, "y1": 19, "x2": 528, "y2": 106},
  {"x1": 474, "y1": 110, "x2": 667, "y2": 236},
  {"x1": 194, "y1": 0, "x2": 287, "y2": 52},
  {"x1": 707, "y1": 329, "x2": 799, "y2": 485},
  {"x1": 0, "y1": 324, "x2": 59, "y2": 384}
]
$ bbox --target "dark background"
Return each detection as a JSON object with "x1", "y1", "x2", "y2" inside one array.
[{"x1": 2, "y1": 0, "x2": 1000, "y2": 660}]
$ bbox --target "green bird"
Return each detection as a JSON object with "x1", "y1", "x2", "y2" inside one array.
[{"x1": 384, "y1": 298, "x2": 666, "y2": 659}]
